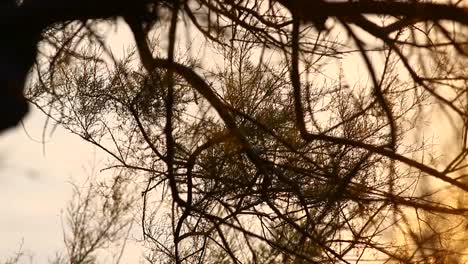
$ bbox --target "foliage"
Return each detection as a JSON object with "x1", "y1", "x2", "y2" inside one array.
[{"x1": 6, "y1": 0, "x2": 468, "y2": 263}]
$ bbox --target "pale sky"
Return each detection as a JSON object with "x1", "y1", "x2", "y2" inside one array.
[{"x1": 0, "y1": 107, "x2": 106, "y2": 263}]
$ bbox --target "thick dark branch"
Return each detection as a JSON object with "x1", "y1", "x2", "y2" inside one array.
[
  {"x1": 1, "y1": 0, "x2": 155, "y2": 26},
  {"x1": 277, "y1": 0, "x2": 468, "y2": 25}
]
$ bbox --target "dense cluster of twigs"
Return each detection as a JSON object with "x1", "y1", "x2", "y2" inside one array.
[{"x1": 5, "y1": 0, "x2": 468, "y2": 262}]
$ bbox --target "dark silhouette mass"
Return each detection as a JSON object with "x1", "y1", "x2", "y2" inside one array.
[
  {"x1": 0, "y1": 0, "x2": 158, "y2": 132},
  {"x1": 0, "y1": 0, "x2": 43, "y2": 131}
]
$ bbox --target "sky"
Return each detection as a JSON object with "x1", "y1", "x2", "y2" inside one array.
[{"x1": 0, "y1": 107, "x2": 106, "y2": 262}]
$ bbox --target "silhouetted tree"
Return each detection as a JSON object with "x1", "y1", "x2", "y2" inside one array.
[{"x1": 5, "y1": 0, "x2": 468, "y2": 263}]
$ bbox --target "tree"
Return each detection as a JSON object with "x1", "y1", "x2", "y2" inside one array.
[{"x1": 4, "y1": 0, "x2": 468, "y2": 263}]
